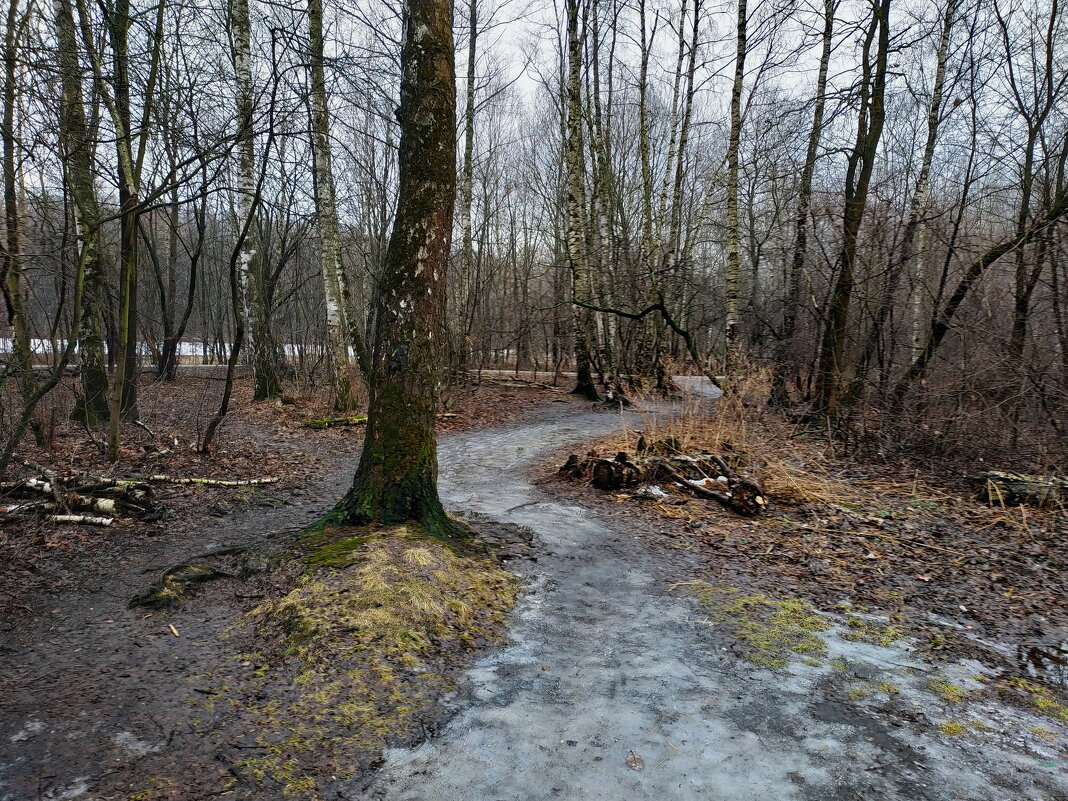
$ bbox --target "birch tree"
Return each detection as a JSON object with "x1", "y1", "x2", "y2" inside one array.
[
  {"x1": 54, "y1": 0, "x2": 109, "y2": 425},
  {"x1": 231, "y1": 0, "x2": 280, "y2": 401},
  {"x1": 337, "y1": 0, "x2": 457, "y2": 535},
  {"x1": 307, "y1": 0, "x2": 367, "y2": 410},
  {"x1": 563, "y1": 0, "x2": 598, "y2": 400},
  {"x1": 723, "y1": 0, "x2": 747, "y2": 380}
]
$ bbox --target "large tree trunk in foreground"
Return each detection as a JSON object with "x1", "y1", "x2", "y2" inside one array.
[{"x1": 338, "y1": 0, "x2": 456, "y2": 535}]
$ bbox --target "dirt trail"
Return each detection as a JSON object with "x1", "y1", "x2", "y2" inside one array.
[
  {"x1": 359, "y1": 386, "x2": 1068, "y2": 801},
  {"x1": 2, "y1": 384, "x2": 1066, "y2": 800},
  {"x1": 0, "y1": 432, "x2": 357, "y2": 801}
]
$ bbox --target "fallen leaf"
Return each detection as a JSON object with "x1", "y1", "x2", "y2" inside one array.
[{"x1": 626, "y1": 750, "x2": 644, "y2": 771}]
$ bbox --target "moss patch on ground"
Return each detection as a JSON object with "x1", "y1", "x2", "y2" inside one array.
[
  {"x1": 928, "y1": 677, "x2": 970, "y2": 704},
  {"x1": 682, "y1": 583, "x2": 831, "y2": 670},
  {"x1": 1001, "y1": 677, "x2": 1068, "y2": 723},
  {"x1": 225, "y1": 525, "x2": 518, "y2": 799},
  {"x1": 841, "y1": 615, "x2": 902, "y2": 647}
]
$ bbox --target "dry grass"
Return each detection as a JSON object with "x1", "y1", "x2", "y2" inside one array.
[
  {"x1": 594, "y1": 366, "x2": 1066, "y2": 532},
  {"x1": 616, "y1": 367, "x2": 859, "y2": 508}
]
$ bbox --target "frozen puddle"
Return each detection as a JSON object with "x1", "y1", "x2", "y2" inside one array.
[{"x1": 357, "y1": 405, "x2": 1068, "y2": 801}]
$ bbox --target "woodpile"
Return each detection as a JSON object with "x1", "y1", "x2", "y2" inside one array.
[
  {"x1": 0, "y1": 464, "x2": 279, "y2": 526},
  {"x1": 560, "y1": 438, "x2": 767, "y2": 516}
]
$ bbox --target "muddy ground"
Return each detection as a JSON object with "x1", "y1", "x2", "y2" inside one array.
[
  {"x1": 363, "y1": 392, "x2": 1068, "y2": 801},
  {"x1": 0, "y1": 373, "x2": 562, "y2": 801},
  {"x1": 2, "y1": 377, "x2": 1067, "y2": 800}
]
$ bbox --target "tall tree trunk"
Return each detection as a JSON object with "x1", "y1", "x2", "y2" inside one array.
[
  {"x1": 337, "y1": 0, "x2": 456, "y2": 535},
  {"x1": 455, "y1": 0, "x2": 477, "y2": 377},
  {"x1": 845, "y1": 0, "x2": 956, "y2": 407},
  {"x1": 308, "y1": 0, "x2": 365, "y2": 410},
  {"x1": 55, "y1": 0, "x2": 109, "y2": 425},
  {"x1": 110, "y1": 0, "x2": 139, "y2": 424},
  {"x1": 564, "y1": 0, "x2": 598, "y2": 400},
  {"x1": 723, "y1": 0, "x2": 746, "y2": 380},
  {"x1": 1, "y1": 0, "x2": 43, "y2": 445},
  {"x1": 1002, "y1": 0, "x2": 1060, "y2": 366},
  {"x1": 814, "y1": 0, "x2": 890, "y2": 419},
  {"x1": 231, "y1": 0, "x2": 280, "y2": 401},
  {"x1": 771, "y1": 0, "x2": 834, "y2": 406}
]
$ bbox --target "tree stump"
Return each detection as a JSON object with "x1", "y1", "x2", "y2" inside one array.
[{"x1": 977, "y1": 471, "x2": 1066, "y2": 508}]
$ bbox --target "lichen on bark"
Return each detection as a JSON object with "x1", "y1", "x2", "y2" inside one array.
[{"x1": 336, "y1": 0, "x2": 457, "y2": 538}]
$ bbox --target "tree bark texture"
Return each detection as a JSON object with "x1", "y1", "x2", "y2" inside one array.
[{"x1": 339, "y1": 0, "x2": 456, "y2": 535}]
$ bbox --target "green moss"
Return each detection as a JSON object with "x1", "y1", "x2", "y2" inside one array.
[
  {"x1": 230, "y1": 527, "x2": 519, "y2": 798},
  {"x1": 939, "y1": 721, "x2": 966, "y2": 736},
  {"x1": 875, "y1": 681, "x2": 900, "y2": 696},
  {"x1": 847, "y1": 687, "x2": 871, "y2": 700},
  {"x1": 928, "y1": 677, "x2": 969, "y2": 704},
  {"x1": 970, "y1": 720, "x2": 992, "y2": 732},
  {"x1": 1027, "y1": 726, "x2": 1057, "y2": 742},
  {"x1": 1003, "y1": 677, "x2": 1068, "y2": 722},
  {"x1": 684, "y1": 583, "x2": 830, "y2": 670},
  {"x1": 126, "y1": 777, "x2": 176, "y2": 801},
  {"x1": 842, "y1": 615, "x2": 902, "y2": 647},
  {"x1": 302, "y1": 536, "x2": 369, "y2": 569}
]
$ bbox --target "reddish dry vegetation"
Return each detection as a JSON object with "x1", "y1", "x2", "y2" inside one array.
[
  {"x1": 0, "y1": 372, "x2": 559, "y2": 619},
  {"x1": 555, "y1": 384, "x2": 1068, "y2": 677}
]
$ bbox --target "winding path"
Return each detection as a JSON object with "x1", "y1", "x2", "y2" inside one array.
[
  {"x1": 1, "y1": 382, "x2": 1065, "y2": 801},
  {"x1": 358, "y1": 388, "x2": 1067, "y2": 801}
]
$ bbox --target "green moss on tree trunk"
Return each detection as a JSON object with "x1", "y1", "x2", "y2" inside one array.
[{"x1": 336, "y1": 0, "x2": 456, "y2": 538}]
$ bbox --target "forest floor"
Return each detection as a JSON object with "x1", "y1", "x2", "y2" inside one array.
[
  {"x1": 0, "y1": 371, "x2": 561, "y2": 801},
  {"x1": 1, "y1": 374, "x2": 1067, "y2": 800}
]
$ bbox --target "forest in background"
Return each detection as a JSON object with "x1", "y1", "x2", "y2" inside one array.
[{"x1": 1, "y1": 0, "x2": 1066, "y2": 471}]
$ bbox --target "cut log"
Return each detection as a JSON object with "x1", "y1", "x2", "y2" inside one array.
[
  {"x1": 559, "y1": 450, "x2": 767, "y2": 516},
  {"x1": 977, "y1": 471, "x2": 1066, "y2": 508}
]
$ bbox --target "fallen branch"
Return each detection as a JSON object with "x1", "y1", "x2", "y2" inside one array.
[
  {"x1": 48, "y1": 514, "x2": 113, "y2": 527},
  {"x1": 303, "y1": 414, "x2": 368, "y2": 429},
  {"x1": 1, "y1": 500, "x2": 115, "y2": 526},
  {"x1": 0, "y1": 467, "x2": 277, "y2": 527},
  {"x1": 143, "y1": 475, "x2": 279, "y2": 487},
  {"x1": 303, "y1": 413, "x2": 457, "y2": 429}
]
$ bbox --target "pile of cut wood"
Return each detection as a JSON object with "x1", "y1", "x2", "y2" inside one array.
[
  {"x1": 560, "y1": 435, "x2": 766, "y2": 516},
  {"x1": 0, "y1": 464, "x2": 278, "y2": 526}
]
